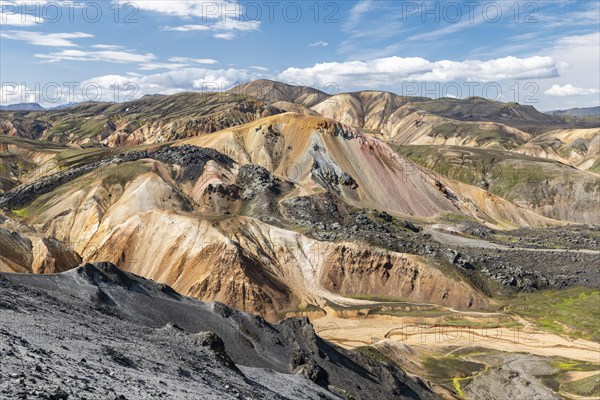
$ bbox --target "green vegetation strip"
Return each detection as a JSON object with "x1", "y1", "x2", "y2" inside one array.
[
  {"x1": 562, "y1": 373, "x2": 600, "y2": 397},
  {"x1": 504, "y1": 288, "x2": 600, "y2": 342}
]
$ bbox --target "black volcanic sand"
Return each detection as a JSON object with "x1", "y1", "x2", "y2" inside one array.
[{"x1": 0, "y1": 263, "x2": 438, "y2": 400}]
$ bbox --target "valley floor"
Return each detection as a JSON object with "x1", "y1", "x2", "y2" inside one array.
[
  {"x1": 308, "y1": 302, "x2": 600, "y2": 399},
  {"x1": 314, "y1": 314, "x2": 600, "y2": 363}
]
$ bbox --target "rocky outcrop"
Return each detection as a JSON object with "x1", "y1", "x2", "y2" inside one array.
[{"x1": 0, "y1": 215, "x2": 81, "y2": 273}]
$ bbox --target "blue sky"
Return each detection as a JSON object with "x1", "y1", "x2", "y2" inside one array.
[{"x1": 1, "y1": 0, "x2": 599, "y2": 110}]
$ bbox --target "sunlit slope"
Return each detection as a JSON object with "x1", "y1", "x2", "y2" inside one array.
[
  {"x1": 230, "y1": 79, "x2": 330, "y2": 107},
  {"x1": 8, "y1": 154, "x2": 488, "y2": 319},
  {"x1": 311, "y1": 91, "x2": 424, "y2": 132},
  {"x1": 180, "y1": 113, "x2": 560, "y2": 228},
  {"x1": 0, "y1": 92, "x2": 283, "y2": 147},
  {"x1": 0, "y1": 214, "x2": 81, "y2": 273},
  {"x1": 515, "y1": 128, "x2": 600, "y2": 172},
  {"x1": 398, "y1": 145, "x2": 600, "y2": 224}
]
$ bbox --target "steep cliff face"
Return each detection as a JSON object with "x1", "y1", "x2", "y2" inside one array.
[
  {"x1": 320, "y1": 245, "x2": 488, "y2": 309},
  {"x1": 0, "y1": 215, "x2": 81, "y2": 274},
  {"x1": 86, "y1": 216, "x2": 296, "y2": 320}
]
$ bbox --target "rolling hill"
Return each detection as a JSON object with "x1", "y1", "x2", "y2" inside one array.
[{"x1": 0, "y1": 92, "x2": 283, "y2": 147}]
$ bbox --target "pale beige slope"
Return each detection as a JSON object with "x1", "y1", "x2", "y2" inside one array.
[
  {"x1": 311, "y1": 93, "x2": 366, "y2": 128},
  {"x1": 221, "y1": 217, "x2": 488, "y2": 310},
  {"x1": 397, "y1": 145, "x2": 600, "y2": 224},
  {"x1": 514, "y1": 128, "x2": 600, "y2": 171},
  {"x1": 382, "y1": 105, "x2": 532, "y2": 150},
  {"x1": 311, "y1": 91, "x2": 418, "y2": 133},
  {"x1": 0, "y1": 214, "x2": 81, "y2": 274},
  {"x1": 311, "y1": 95, "x2": 533, "y2": 151},
  {"x1": 271, "y1": 101, "x2": 321, "y2": 116},
  {"x1": 447, "y1": 180, "x2": 565, "y2": 228}
]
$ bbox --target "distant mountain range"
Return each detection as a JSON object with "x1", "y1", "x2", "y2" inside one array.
[
  {"x1": 0, "y1": 102, "x2": 45, "y2": 111},
  {"x1": 547, "y1": 106, "x2": 600, "y2": 117},
  {"x1": 0, "y1": 102, "x2": 83, "y2": 111},
  {"x1": 2, "y1": 93, "x2": 598, "y2": 121}
]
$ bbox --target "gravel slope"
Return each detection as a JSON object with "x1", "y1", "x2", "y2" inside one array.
[{"x1": 0, "y1": 263, "x2": 439, "y2": 400}]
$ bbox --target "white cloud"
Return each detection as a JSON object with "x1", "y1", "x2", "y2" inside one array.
[
  {"x1": 211, "y1": 18, "x2": 259, "y2": 32},
  {"x1": 407, "y1": 18, "x2": 483, "y2": 41},
  {"x1": 403, "y1": 1, "x2": 514, "y2": 43},
  {"x1": 162, "y1": 25, "x2": 210, "y2": 32},
  {"x1": 1, "y1": 80, "x2": 81, "y2": 106},
  {"x1": 131, "y1": 0, "x2": 242, "y2": 19},
  {"x1": 91, "y1": 44, "x2": 126, "y2": 50},
  {"x1": 79, "y1": 67, "x2": 264, "y2": 102},
  {"x1": 1, "y1": 83, "x2": 37, "y2": 104},
  {"x1": 544, "y1": 84, "x2": 600, "y2": 96},
  {"x1": 0, "y1": 30, "x2": 92, "y2": 46},
  {"x1": 138, "y1": 0, "x2": 260, "y2": 39},
  {"x1": 553, "y1": 32, "x2": 600, "y2": 50},
  {"x1": 138, "y1": 62, "x2": 190, "y2": 71},
  {"x1": 162, "y1": 18, "x2": 260, "y2": 38},
  {"x1": 249, "y1": 66, "x2": 269, "y2": 71},
  {"x1": 169, "y1": 57, "x2": 218, "y2": 65},
  {"x1": 308, "y1": 41, "x2": 329, "y2": 47},
  {"x1": 344, "y1": 0, "x2": 374, "y2": 31},
  {"x1": 213, "y1": 32, "x2": 235, "y2": 40},
  {"x1": 0, "y1": 0, "x2": 85, "y2": 26},
  {"x1": 34, "y1": 49, "x2": 156, "y2": 64},
  {"x1": 542, "y1": 32, "x2": 600, "y2": 105},
  {"x1": 1, "y1": 0, "x2": 82, "y2": 5},
  {"x1": 542, "y1": 3, "x2": 600, "y2": 28},
  {"x1": 0, "y1": 10, "x2": 42, "y2": 26},
  {"x1": 279, "y1": 56, "x2": 558, "y2": 87}
]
